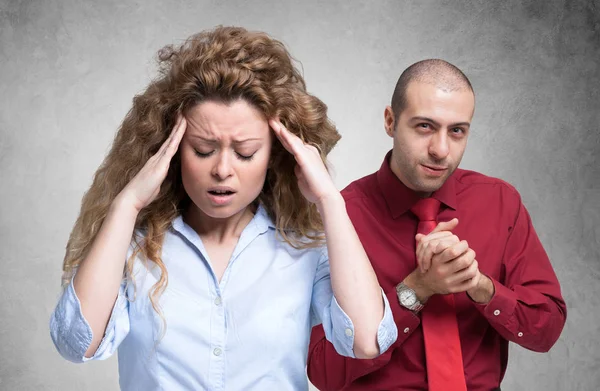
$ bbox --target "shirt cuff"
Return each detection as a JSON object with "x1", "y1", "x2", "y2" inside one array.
[
  {"x1": 49, "y1": 275, "x2": 129, "y2": 362},
  {"x1": 328, "y1": 289, "x2": 399, "y2": 358},
  {"x1": 473, "y1": 277, "x2": 518, "y2": 333},
  {"x1": 84, "y1": 284, "x2": 129, "y2": 361},
  {"x1": 375, "y1": 289, "x2": 398, "y2": 354},
  {"x1": 328, "y1": 294, "x2": 356, "y2": 358},
  {"x1": 49, "y1": 278, "x2": 93, "y2": 362},
  {"x1": 385, "y1": 287, "x2": 421, "y2": 346}
]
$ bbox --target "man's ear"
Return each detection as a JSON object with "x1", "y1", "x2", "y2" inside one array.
[{"x1": 384, "y1": 106, "x2": 396, "y2": 137}]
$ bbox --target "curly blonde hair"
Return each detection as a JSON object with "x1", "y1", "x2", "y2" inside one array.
[{"x1": 61, "y1": 26, "x2": 341, "y2": 317}]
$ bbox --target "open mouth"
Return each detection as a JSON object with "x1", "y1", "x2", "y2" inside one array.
[
  {"x1": 207, "y1": 188, "x2": 236, "y2": 205},
  {"x1": 208, "y1": 190, "x2": 235, "y2": 196}
]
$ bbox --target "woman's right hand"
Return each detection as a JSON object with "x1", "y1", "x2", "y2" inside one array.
[{"x1": 117, "y1": 114, "x2": 187, "y2": 212}]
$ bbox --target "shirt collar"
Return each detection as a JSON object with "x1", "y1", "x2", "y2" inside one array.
[
  {"x1": 171, "y1": 203, "x2": 274, "y2": 239},
  {"x1": 376, "y1": 150, "x2": 457, "y2": 219},
  {"x1": 253, "y1": 203, "x2": 276, "y2": 231}
]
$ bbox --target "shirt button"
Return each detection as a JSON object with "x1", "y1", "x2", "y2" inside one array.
[
  {"x1": 213, "y1": 348, "x2": 222, "y2": 356},
  {"x1": 403, "y1": 327, "x2": 410, "y2": 334},
  {"x1": 518, "y1": 332, "x2": 523, "y2": 337},
  {"x1": 214, "y1": 297, "x2": 222, "y2": 306},
  {"x1": 345, "y1": 328, "x2": 353, "y2": 337},
  {"x1": 493, "y1": 309, "x2": 501, "y2": 316}
]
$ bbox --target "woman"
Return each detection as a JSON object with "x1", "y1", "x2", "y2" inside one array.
[{"x1": 50, "y1": 26, "x2": 396, "y2": 390}]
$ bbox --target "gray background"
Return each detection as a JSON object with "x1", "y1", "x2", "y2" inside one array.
[{"x1": 1, "y1": 0, "x2": 598, "y2": 390}]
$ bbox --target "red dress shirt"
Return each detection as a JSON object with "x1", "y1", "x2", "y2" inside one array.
[{"x1": 308, "y1": 152, "x2": 567, "y2": 391}]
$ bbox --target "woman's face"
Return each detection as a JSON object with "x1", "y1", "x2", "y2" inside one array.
[{"x1": 180, "y1": 99, "x2": 272, "y2": 220}]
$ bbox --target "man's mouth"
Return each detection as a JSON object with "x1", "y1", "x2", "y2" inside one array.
[{"x1": 422, "y1": 164, "x2": 447, "y2": 171}]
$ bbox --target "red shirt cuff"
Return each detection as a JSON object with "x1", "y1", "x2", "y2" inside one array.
[
  {"x1": 385, "y1": 288, "x2": 421, "y2": 347},
  {"x1": 473, "y1": 277, "x2": 518, "y2": 330}
]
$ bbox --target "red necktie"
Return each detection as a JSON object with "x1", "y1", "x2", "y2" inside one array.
[{"x1": 411, "y1": 198, "x2": 467, "y2": 391}]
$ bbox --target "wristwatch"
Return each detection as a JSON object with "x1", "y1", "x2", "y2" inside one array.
[{"x1": 396, "y1": 282, "x2": 424, "y2": 313}]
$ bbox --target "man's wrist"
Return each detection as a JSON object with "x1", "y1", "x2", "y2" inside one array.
[
  {"x1": 467, "y1": 274, "x2": 495, "y2": 304},
  {"x1": 402, "y1": 272, "x2": 433, "y2": 304}
]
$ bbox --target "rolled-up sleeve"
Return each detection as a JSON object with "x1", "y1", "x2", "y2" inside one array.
[
  {"x1": 49, "y1": 275, "x2": 130, "y2": 363},
  {"x1": 310, "y1": 250, "x2": 397, "y2": 358}
]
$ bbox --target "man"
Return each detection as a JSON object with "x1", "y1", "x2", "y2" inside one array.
[{"x1": 307, "y1": 59, "x2": 566, "y2": 391}]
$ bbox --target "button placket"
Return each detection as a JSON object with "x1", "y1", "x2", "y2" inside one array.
[{"x1": 208, "y1": 286, "x2": 226, "y2": 390}]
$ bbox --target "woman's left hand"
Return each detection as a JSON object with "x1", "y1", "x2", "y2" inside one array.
[{"x1": 270, "y1": 119, "x2": 339, "y2": 205}]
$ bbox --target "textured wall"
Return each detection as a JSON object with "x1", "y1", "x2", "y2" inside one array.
[{"x1": 1, "y1": 0, "x2": 598, "y2": 390}]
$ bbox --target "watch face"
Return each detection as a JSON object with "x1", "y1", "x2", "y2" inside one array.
[{"x1": 400, "y1": 290, "x2": 417, "y2": 306}]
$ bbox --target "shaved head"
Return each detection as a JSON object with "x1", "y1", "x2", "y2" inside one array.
[{"x1": 391, "y1": 59, "x2": 474, "y2": 120}]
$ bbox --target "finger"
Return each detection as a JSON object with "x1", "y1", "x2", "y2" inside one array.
[
  {"x1": 272, "y1": 118, "x2": 305, "y2": 145},
  {"x1": 416, "y1": 223, "x2": 457, "y2": 271},
  {"x1": 437, "y1": 240, "x2": 469, "y2": 264},
  {"x1": 449, "y1": 249, "x2": 476, "y2": 274},
  {"x1": 416, "y1": 233, "x2": 450, "y2": 254},
  {"x1": 271, "y1": 119, "x2": 305, "y2": 158},
  {"x1": 271, "y1": 120, "x2": 296, "y2": 156},
  {"x1": 420, "y1": 234, "x2": 459, "y2": 272},
  {"x1": 423, "y1": 236, "x2": 457, "y2": 269},
  {"x1": 156, "y1": 115, "x2": 183, "y2": 157},
  {"x1": 432, "y1": 235, "x2": 460, "y2": 254},
  {"x1": 417, "y1": 233, "x2": 453, "y2": 271},
  {"x1": 453, "y1": 267, "x2": 481, "y2": 292},
  {"x1": 419, "y1": 231, "x2": 454, "y2": 244},
  {"x1": 429, "y1": 218, "x2": 459, "y2": 235},
  {"x1": 417, "y1": 253, "x2": 431, "y2": 273},
  {"x1": 416, "y1": 238, "x2": 428, "y2": 270},
  {"x1": 164, "y1": 116, "x2": 187, "y2": 158},
  {"x1": 417, "y1": 239, "x2": 438, "y2": 272},
  {"x1": 419, "y1": 239, "x2": 437, "y2": 271},
  {"x1": 421, "y1": 233, "x2": 456, "y2": 255},
  {"x1": 446, "y1": 264, "x2": 477, "y2": 292}
]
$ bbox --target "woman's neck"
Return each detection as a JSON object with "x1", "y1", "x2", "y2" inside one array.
[{"x1": 183, "y1": 204, "x2": 256, "y2": 244}]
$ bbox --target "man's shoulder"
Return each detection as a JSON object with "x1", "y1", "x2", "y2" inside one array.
[
  {"x1": 453, "y1": 168, "x2": 520, "y2": 198},
  {"x1": 340, "y1": 171, "x2": 379, "y2": 203}
]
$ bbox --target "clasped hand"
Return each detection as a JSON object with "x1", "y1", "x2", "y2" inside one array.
[{"x1": 409, "y1": 219, "x2": 492, "y2": 303}]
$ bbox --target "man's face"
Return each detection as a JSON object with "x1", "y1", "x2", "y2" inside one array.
[{"x1": 385, "y1": 81, "x2": 475, "y2": 196}]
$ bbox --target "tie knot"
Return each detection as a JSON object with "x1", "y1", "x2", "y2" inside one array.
[{"x1": 410, "y1": 198, "x2": 441, "y2": 222}]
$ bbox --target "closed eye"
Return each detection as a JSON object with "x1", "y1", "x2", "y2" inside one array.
[
  {"x1": 194, "y1": 149, "x2": 215, "y2": 158},
  {"x1": 235, "y1": 152, "x2": 255, "y2": 161}
]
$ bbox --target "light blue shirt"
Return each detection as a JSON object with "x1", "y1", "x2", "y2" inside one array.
[{"x1": 50, "y1": 205, "x2": 397, "y2": 390}]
